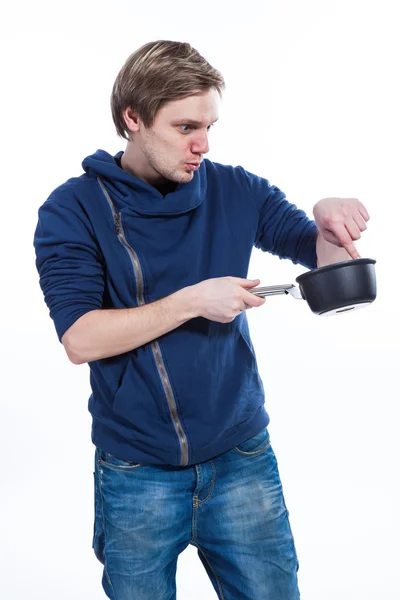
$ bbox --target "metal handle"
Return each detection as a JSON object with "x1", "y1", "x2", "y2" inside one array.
[
  {"x1": 249, "y1": 284, "x2": 303, "y2": 300},
  {"x1": 249, "y1": 284, "x2": 295, "y2": 297}
]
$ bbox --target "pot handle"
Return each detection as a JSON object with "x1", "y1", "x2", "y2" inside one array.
[{"x1": 249, "y1": 284, "x2": 302, "y2": 298}]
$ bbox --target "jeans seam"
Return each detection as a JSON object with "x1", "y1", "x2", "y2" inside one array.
[
  {"x1": 233, "y1": 440, "x2": 271, "y2": 457},
  {"x1": 197, "y1": 460, "x2": 216, "y2": 505},
  {"x1": 191, "y1": 500, "x2": 198, "y2": 543},
  {"x1": 194, "y1": 543, "x2": 226, "y2": 600},
  {"x1": 98, "y1": 459, "x2": 142, "y2": 471},
  {"x1": 282, "y1": 498, "x2": 300, "y2": 567},
  {"x1": 97, "y1": 457, "x2": 117, "y2": 599}
]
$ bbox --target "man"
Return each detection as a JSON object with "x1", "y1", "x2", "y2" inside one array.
[{"x1": 33, "y1": 40, "x2": 369, "y2": 600}]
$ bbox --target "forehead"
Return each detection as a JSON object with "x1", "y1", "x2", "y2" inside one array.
[{"x1": 157, "y1": 89, "x2": 220, "y2": 124}]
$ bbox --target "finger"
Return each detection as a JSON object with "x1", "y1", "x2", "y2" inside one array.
[
  {"x1": 344, "y1": 219, "x2": 362, "y2": 243},
  {"x1": 243, "y1": 291, "x2": 266, "y2": 307},
  {"x1": 352, "y1": 213, "x2": 367, "y2": 232},
  {"x1": 332, "y1": 224, "x2": 361, "y2": 259},
  {"x1": 243, "y1": 300, "x2": 263, "y2": 310},
  {"x1": 351, "y1": 205, "x2": 367, "y2": 232},
  {"x1": 356, "y1": 200, "x2": 370, "y2": 221},
  {"x1": 226, "y1": 277, "x2": 260, "y2": 286},
  {"x1": 342, "y1": 241, "x2": 360, "y2": 259},
  {"x1": 238, "y1": 278, "x2": 261, "y2": 289}
]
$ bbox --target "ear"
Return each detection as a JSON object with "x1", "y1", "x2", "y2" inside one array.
[{"x1": 123, "y1": 107, "x2": 141, "y2": 134}]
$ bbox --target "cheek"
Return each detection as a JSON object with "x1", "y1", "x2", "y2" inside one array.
[
  {"x1": 160, "y1": 134, "x2": 179, "y2": 152},
  {"x1": 165, "y1": 136, "x2": 187, "y2": 158},
  {"x1": 151, "y1": 131, "x2": 187, "y2": 162}
]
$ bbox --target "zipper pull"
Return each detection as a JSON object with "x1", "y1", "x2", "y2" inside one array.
[{"x1": 114, "y1": 213, "x2": 122, "y2": 236}]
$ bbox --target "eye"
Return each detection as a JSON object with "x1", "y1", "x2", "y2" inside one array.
[
  {"x1": 179, "y1": 125, "x2": 193, "y2": 133},
  {"x1": 178, "y1": 123, "x2": 215, "y2": 133}
]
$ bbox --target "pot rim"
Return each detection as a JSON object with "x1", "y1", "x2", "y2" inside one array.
[{"x1": 296, "y1": 257, "x2": 376, "y2": 284}]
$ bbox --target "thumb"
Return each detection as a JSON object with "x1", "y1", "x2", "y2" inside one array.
[{"x1": 240, "y1": 278, "x2": 261, "y2": 289}]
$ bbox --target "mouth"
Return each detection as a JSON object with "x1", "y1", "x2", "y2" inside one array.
[{"x1": 185, "y1": 162, "x2": 201, "y2": 171}]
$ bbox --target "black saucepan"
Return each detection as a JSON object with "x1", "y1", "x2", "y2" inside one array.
[{"x1": 250, "y1": 258, "x2": 377, "y2": 316}]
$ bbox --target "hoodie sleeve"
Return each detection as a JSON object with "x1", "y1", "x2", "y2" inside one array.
[
  {"x1": 33, "y1": 197, "x2": 105, "y2": 343},
  {"x1": 241, "y1": 168, "x2": 318, "y2": 270}
]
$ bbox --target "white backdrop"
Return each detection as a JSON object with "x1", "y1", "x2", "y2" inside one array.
[{"x1": 1, "y1": 0, "x2": 399, "y2": 598}]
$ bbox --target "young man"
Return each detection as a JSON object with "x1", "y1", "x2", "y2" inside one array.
[{"x1": 33, "y1": 40, "x2": 369, "y2": 600}]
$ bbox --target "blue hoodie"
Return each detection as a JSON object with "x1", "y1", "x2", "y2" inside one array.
[{"x1": 33, "y1": 150, "x2": 317, "y2": 466}]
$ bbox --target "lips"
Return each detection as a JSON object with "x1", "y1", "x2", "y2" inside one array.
[{"x1": 185, "y1": 162, "x2": 201, "y2": 171}]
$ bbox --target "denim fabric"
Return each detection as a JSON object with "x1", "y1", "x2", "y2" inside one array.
[{"x1": 93, "y1": 428, "x2": 300, "y2": 599}]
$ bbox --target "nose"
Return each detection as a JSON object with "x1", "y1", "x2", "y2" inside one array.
[{"x1": 191, "y1": 130, "x2": 210, "y2": 155}]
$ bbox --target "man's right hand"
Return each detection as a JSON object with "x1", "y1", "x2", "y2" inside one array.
[
  {"x1": 63, "y1": 276, "x2": 266, "y2": 363},
  {"x1": 187, "y1": 277, "x2": 266, "y2": 323}
]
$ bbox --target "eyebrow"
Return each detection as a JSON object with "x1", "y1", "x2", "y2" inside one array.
[{"x1": 172, "y1": 118, "x2": 219, "y2": 126}]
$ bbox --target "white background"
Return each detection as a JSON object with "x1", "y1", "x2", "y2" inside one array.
[{"x1": 1, "y1": 0, "x2": 399, "y2": 598}]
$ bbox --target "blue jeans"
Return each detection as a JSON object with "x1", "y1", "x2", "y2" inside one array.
[{"x1": 92, "y1": 427, "x2": 300, "y2": 599}]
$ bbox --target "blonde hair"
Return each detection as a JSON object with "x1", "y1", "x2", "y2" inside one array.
[{"x1": 111, "y1": 40, "x2": 225, "y2": 140}]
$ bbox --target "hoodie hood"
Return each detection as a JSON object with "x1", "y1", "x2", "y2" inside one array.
[{"x1": 82, "y1": 149, "x2": 207, "y2": 217}]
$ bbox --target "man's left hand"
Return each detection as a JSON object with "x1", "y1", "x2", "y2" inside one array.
[{"x1": 313, "y1": 197, "x2": 370, "y2": 260}]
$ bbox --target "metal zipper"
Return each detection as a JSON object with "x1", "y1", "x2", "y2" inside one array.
[{"x1": 97, "y1": 177, "x2": 189, "y2": 466}]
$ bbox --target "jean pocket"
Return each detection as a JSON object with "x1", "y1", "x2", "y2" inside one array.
[
  {"x1": 96, "y1": 447, "x2": 142, "y2": 470},
  {"x1": 233, "y1": 428, "x2": 271, "y2": 456}
]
